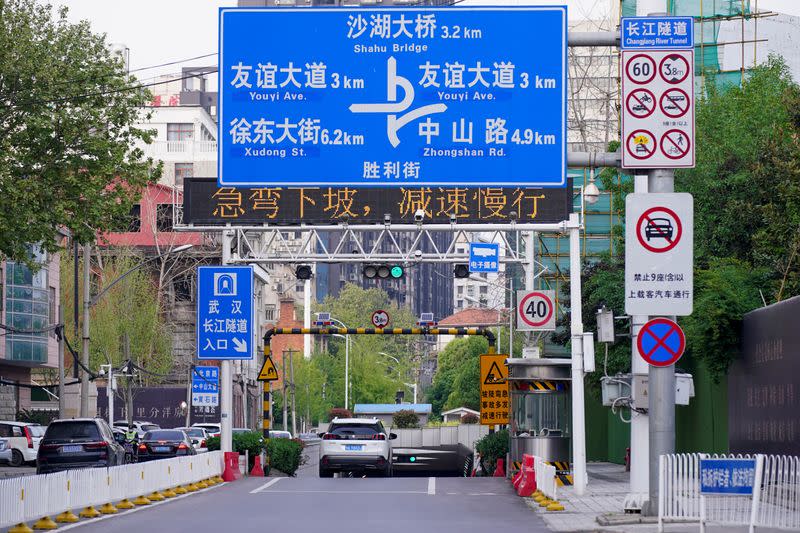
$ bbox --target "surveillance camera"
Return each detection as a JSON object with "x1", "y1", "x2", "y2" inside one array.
[
  {"x1": 414, "y1": 249, "x2": 423, "y2": 260},
  {"x1": 414, "y1": 209, "x2": 425, "y2": 222},
  {"x1": 98, "y1": 368, "x2": 106, "y2": 376}
]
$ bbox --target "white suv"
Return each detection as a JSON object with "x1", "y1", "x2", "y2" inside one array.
[
  {"x1": 0, "y1": 421, "x2": 45, "y2": 466},
  {"x1": 319, "y1": 418, "x2": 396, "y2": 477}
]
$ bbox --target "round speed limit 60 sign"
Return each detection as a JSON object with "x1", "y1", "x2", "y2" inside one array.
[{"x1": 516, "y1": 290, "x2": 556, "y2": 331}]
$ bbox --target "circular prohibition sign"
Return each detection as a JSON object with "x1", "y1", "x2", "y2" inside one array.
[
  {"x1": 371, "y1": 309, "x2": 390, "y2": 328},
  {"x1": 625, "y1": 54, "x2": 657, "y2": 85},
  {"x1": 637, "y1": 317, "x2": 686, "y2": 367},
  {"x1": 635, "y1": 206, "x2": 683, "y2": 253},
  {"x1": 518, "y1": 291, "x2": 554, "y2": 328},
  {"x1": 626, "y1": 88, "x2": 657, "y2": 119}
]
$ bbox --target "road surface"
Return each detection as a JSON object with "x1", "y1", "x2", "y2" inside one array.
[{"x1": 58, "y1": 475, "x2": 549, "y2": 533}]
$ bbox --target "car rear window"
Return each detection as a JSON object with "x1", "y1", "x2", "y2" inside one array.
[
  {"x1": 28, "y1": 426, "x2": 45, "y2": 437},
  {"x1": 144, "y1": 430, "x2": 184, "y2": 441},
  {"x1": 328, "y1": 424, "x2": 381, "y2": 439},
  {"x1": 44, "y1": 422, "x2": 101, "y2": 442},
  {"x1": 182, "y1": 428, "x2": 204, "y2": 438},
  {"x1": 141, "y1": 424, "x2": 160, "y2": 432}
]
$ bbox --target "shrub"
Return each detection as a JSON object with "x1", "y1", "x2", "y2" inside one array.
[
  {"x1": 475, "y1": 429, "x2": 508, "y2": 476},
  {"x1": 461, "y1": 413, "x2": 479, "y2": 424},
  {"x1": 328, "y1": 407, "x2": 352, "y2": 421},
  {"x1": 392, "y1": 409, "x2": 419, "y2": 428},
  {"x1": 205, "y1": 431, "x2": 265, "y2": 470},
  {"x1": 206, "y1": 436, "x2": 221, "y2": 451},
  {"x1": 266, "y1": 437, "x2": 303, "y2": 476}
]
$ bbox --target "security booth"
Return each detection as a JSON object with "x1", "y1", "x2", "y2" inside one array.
[{"x1": 507, "y1": 358, "x2": 573, "y2": 484}]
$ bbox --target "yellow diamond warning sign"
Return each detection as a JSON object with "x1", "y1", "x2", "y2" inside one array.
[
  {"x1": 257, "y1": 356, "x2": 279, "y2": 382},
  {"x1": 480, "y1": 353, "x2": 509, "y2": 425}
]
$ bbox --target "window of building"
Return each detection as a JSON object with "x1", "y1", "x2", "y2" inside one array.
[
  {"x1": 480, "y1": 285, "x2": 488, "y2": 295},
  {"x1": 5, "y1": 260, "x2": 49, "y2": 363},
  {"x1": 167, "y1": 123, "x2": 193, "y2": 141},
  {"x1": 128, "y1": 205, "x2": 141, "y2": 232},
  {"x1": 174, "y1": 163, "x2": 193, "y2": 187},
  {"x1": 456, "y1": 299, "x2": 463, "y2": 309},
  {"x1": 457, "y1": 286, "x2": 463, "y2": 296},
  {"x1": 264, "y1": 305, "x2": 276, "y2": 322},
  {"x1": 295, "y1": 283, "x2": 304, "y2": 293},
  {"x1": 156, "y1": 204, "x2": 174, "y2": 233}
]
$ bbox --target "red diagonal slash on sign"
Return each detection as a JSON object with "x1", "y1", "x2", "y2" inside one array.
[{"x1": 643, "y1": 323, "x2": 679, "y2": 359}]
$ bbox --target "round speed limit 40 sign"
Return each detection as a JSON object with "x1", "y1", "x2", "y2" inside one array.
[{"x1": 516, "y1": 290, "x2": 556, "y2": 331}]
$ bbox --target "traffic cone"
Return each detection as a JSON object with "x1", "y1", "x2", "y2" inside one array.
[{"x1": 493, "y1": 458, "x2": 505, "y2": 477}]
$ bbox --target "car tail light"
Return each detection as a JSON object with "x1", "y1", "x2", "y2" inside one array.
[
  {"x1": 178, "y1": 443, "x2": 189, "y2": 450},
  {"x1": 138, "y1": 444, "x2": 147, "y2": 452},
  {"x1": 23, "y1": 426, "x2": 33, "y2": 448},
  {"x1": 373, "y1": 434, "x2": 386, "y2": 440},
  {"x1": 200, "y1": 440, "x2": 206, "y2": 448},
  {"x1": 323, "y1": 434, "x2": 338, "y2": 440}
]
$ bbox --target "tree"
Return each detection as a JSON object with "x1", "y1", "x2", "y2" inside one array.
[
  {"x1": 0, "y1": 0, "x2": 158, "y2": 264},
  {"x1": 427, "y1": 336, "x2": 488, "y2": 416},
  {"x1": 392, "y1": 409, "x2": 419, "y2": 429},
  {"x1": 60, "y1": 253, "x2": 172, "y2": 421}
]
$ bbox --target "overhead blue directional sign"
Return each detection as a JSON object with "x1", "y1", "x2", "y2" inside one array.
[
  {"x1": 192, "y1": 367, "x2": 219, "y2": 407},
  {"x1": 197, "y1": 266, "x2": 254, "y2": 360},
  {"x1": 700, "y1": 458, "x2": 757, "y2": 495},
  {"x1": 620, "y1": 16, "x2": 694, "y2": 50},
  {"x1": 219, "y1": 7, "x2": 567, "y2": 188},
  {"x1": 469, "y1": 242, "x2": 500, "y2": 273}
]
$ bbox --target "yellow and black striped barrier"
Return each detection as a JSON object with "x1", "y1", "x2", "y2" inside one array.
[{"x1": 513, "y1": 381, "x2": 569, "y2": 392}]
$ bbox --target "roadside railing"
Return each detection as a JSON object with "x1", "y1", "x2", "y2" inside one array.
[
  {"x1": 0, "y1": 451, "x2": 223, "y2": 531},
  {"x1": 659, "y1": 452, "x2": 800, "y2": 532},
  {"x1": 534, "y1": 456, "x2": 558, "y2": 502}
]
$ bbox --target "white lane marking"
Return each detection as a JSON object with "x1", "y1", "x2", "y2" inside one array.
[
  {"x1": 427, "y1": 477, "x2": 436, "y2": 495},
  {"x1": 54, "y1": 483, "x2": 223, "y2": 531},
  {"x1": 249, "y1": 477, "x2": 283, "y2": 494}
]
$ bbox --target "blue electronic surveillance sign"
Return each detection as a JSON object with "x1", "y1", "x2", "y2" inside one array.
[
  {"x1": 218, "y1": 7, "x2": 567, "y2": 188},
  {"x1": 469, "y1": 242, "x2": 500, "y2": 273},
  {"x1": 197, "y1": 266, "x2": 254, "y2": 361},
  {"x1": 620, "y1": 17, "x2": 694, "y2": 50}
]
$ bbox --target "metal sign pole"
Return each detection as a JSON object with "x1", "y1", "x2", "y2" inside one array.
[
  {"x1": 220, "y1": 230, "x2": 233, "y2": 454},
  {"x1": 569, "y1": 213, "x2": 588, "y2": 496}
]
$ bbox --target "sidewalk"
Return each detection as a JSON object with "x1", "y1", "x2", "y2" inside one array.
[{"x1": 524, "y1": 462, "x2": 786, "y2": 533}]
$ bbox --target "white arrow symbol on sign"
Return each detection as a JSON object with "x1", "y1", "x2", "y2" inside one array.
[{"x1": 232, "y1": 338, "x2": 248, "y2": 353}]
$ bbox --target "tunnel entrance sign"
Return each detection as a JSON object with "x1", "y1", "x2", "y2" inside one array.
[
  {"x1": 197, "y1": 266, "x2": 254, "y2": 360},
  {"x1": 480, "y1": 353, "x2": 509, "y2": 425},
  {"x1": 218, "y1": 7, "x2": 567, "y2": 188}
]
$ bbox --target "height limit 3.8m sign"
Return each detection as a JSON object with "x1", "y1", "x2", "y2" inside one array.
[{"x1": 219, "y1": 7, "x2": 567, "y2": 188}]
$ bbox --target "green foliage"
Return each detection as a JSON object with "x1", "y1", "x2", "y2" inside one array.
[
  {"x1": 61, "y1": 254, "x2": 172, "y2": 383},
  {"x1": 677, "y1": 56, "x2": 800, "y2": 300},
  {"x1": 475, "y1": 429, "x2": 509, "y2": 476},
  {"x1": 266, "y1": 438, "x2": 303, "y2": 476},
  {"x1": 392, "y1": 409, "x2": 419, "y2": 428},
  {"x1": 681, "y1": 259, "x2": 770, "y2": 381},
  {"x1": 461, "y1": 413, "x2": 479, "y2": 424},
  {"x1": 205, "y1": 436, "x2": 220, "y2": 451},
  {"x1": 207, "y1": 432, "x2": 267, "y2": 470},
  {"x1": 0, "y1": 0, "x2": 158, "y2": 264},
  {"x1": 428, "y1": 336, "x2": 489, "y2": 416}
]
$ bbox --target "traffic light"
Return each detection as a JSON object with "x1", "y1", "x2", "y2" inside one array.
[
  {"x1": 363, "y1": 264, "x2": 404, "y2": 280},
  {"x1": 454, "y1": 264, "x2": 470, "y2": 278},
  {"x1": 295, "y1": 265, "x2": 313, "y2": 280}
]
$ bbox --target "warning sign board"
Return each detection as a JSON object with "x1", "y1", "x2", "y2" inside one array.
[
  {"x1": 625, "y1": 193, "x2": 693, "y2": 316},
  {"x1": 480, "y1": 354, "x2": 509, "y2": 425},
  {"x1": 516, "y1": 290, "x2": 556, "y2": 331},
  {"x1": 622, "y1": 49, "x2": 694, "y2": 169},
  {"x1": 257, "y1": 355, "x2": 279, "y2": 382}
]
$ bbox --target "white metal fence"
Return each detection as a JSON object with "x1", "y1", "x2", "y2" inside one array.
[
  {"x1": 0, "y1": 452, "x2": 223, "y2": 530},
  {"x1": 659, "y1": 453, "x2": 800, "y2": 532},
  {"x1": 393, "y1": 424, "x2": 489, "y2": 450}
]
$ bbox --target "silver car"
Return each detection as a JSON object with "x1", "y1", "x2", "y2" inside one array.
[{"x1": 0, "y1": 438, "x2": 12, "y2": 464}]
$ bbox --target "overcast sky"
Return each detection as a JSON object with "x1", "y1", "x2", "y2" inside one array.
[{"x1": 52, "y1": 0, "x2": 800, "y2": 80}]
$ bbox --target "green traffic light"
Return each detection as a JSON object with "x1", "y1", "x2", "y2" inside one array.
[
  {"x1": 409, "y1": 456, "x2": 416, "y2": 462},
  {"x1": 390, "y1": 266, "x2": 404, "y2": 278}
]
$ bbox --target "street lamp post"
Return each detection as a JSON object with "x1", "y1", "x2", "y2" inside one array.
[{"x1": 328, "y1": 317, "x2": 350, "y2": 409}]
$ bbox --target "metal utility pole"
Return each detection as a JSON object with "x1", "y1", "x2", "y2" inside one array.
[
  {"x1": 568, "y1": 213, "x2": 588, "y2": 496},
  {"x1": 220, "y1": 230, "x2": 234, "y2": 454},
  {"x1": 289, "y1": 349, "x2": 297, "y2": 437},
  {"x1": 80, "y1": 242, "x2": 91, "y2": 417},
  {"x1": 186, "y1": 365, "x2": 193, "y2": 427},
  {"x1": 57, "y1": 309, "x2": 65, "y2": 419},
  {"x1": 282, "y1": 352, "x2": 288, "y2": 432},
  {"x1": 73, "y1": 240, "x2": 79, "y2": 379}
]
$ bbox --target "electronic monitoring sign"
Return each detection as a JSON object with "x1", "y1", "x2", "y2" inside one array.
[{"x1": 218, "y1": 7, "x2": 567, "y2": 188}]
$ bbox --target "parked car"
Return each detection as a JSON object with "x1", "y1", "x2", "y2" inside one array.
[
  {"x1": 176, "y1": 427, "x2": 210, "y2": 453},
  {"x1": 0, "y1": 421, "x2": 46, "y2": 466},
  {"x1": 269, "y1": 430, "x2": 292, "y2": 439},
  {"x1": 137, "y1": 429, "x2": 196, "y2": 462},
  {"x1": 0, "y1": 438, "x2": 12, "y2": 464},
  {"x1": 112, "y1": 420, "x2": 161, "y2": 439},
  {"x1": 232, "y1": 428, "x2": 254, "y2": 435},
  {"x1": 191, "y1": 423, "x2": 221, "y2": 437},
  {"x1": 36, "y1": 418, "x2": 126, "y2": 475},
  {"x1": 318, "y1": 418, "x2": 396, "y2": 478}
]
